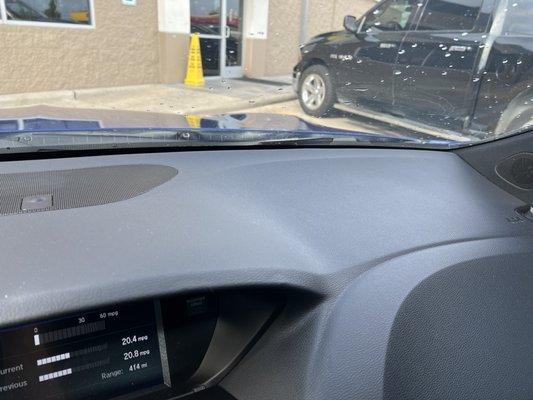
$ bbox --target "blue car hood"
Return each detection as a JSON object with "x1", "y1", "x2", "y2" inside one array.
[{"x1": 0, "y1": 105, "x2": 453, "y2": 145}]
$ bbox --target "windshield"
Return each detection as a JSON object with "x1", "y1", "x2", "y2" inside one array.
[{"x1": 0, "y1": 0, "x2": 532, "y2": 151}]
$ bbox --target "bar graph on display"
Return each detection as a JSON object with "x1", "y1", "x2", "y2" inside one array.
[
  {"x1": 33, "y1": 320, "x2": 106, "y2": 346},
  {"x1": 38, "y1": 358, "x2": 110, "y2": 383},
  {"x1": 36, "y1": 343, "x2": 108, "y2": 366}
]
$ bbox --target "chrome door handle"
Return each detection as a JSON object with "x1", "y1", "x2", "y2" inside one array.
[{"x1": 449, "y1": 45, "x2": 472, "y2": 52}]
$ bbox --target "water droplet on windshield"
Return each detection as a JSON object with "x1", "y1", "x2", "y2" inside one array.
[
  {"x1": 512, "y1": 2, "x2": 518, "y2": 6},
  {"x1": 453, "y1": 38, "x2": 459, "y2": 41},
  {"x1": 502, "y1": 59, "x2": 508, "y2": 64},
  {"x1": 398, "y1": 49, "x2": 405, "y2": 54},
  {"x1": 517, "y1": 60, "x2": 523, "y2": 65},
  {"x1": 411, "y1": 43, "x2": 418, "y2": 48},
  {"x1": 481, "y1": 34, "x2": 487, "y2": 39},
  {"x1": 356, "y1": 59, "x2": 363, "y2": 63},
  {"x1": 441, "y1": 71, "x2": 448, "y2": 76},
  {"x1": 394, "y1": 70, "x2": 402, "y2": 75},
  {"x1": 461, "y1": 32, "x2": 468, "y2": 36},
  {"x1": 345, "y1": 82, "x2": 352, "y2": 86},
  {"x1": 473, "y1": 77, "x2": 480, "y2": 82},
  {"x1": 445, "y1": 53, "x2": 451, "y2": 57}
]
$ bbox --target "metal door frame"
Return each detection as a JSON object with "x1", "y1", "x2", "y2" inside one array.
[{"x1": 195, "y1": 0, "x2": 244, "y2": 78}]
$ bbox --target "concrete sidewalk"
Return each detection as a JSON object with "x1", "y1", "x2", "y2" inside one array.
[{"x1": 0, "y1": 76, "x2": 296, "y2": 115}]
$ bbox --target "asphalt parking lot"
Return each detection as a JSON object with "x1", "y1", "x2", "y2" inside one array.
[{"x1": 236, "y1": 99, "x2": 444, "y2": 141}]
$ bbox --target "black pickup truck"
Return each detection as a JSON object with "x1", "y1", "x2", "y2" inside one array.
[{"x1": 293, "y1": 0, "x2": 533, "y2": 137}]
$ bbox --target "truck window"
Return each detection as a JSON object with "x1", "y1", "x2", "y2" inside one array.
[
  {"x1": 502, "y1": 0, "x2": 533, "y2": 35},
  {"x1": 417, "y1": 0, "x2": 483, "y2": 31},
  {"x1": 362, "y1": 0, "x2": 419, "y2": 32}
]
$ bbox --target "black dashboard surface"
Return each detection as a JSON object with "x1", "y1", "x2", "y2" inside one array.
[{"x1": 1, "y1": 148, "x2": 532, "y2": 400}]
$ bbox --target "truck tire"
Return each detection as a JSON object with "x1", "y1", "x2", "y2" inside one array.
[{"x1": 298, "y1": 64, "x2": 336, "y2": 117}]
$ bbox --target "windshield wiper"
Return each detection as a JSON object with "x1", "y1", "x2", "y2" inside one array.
[{"x1": 0, "y1": 128, "x2": 448, "y2": 154}]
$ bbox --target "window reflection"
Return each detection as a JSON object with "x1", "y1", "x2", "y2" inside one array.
[
  {"x1": 5, "y1": 0, "x2": 92, "y2": 25},
  {"x1": 190, "y1": 0, "x2": 221, "y2": 34}
]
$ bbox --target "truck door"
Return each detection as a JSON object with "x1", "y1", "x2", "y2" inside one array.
[
  {"x1": 335, "y1": 0, "x2": 420, "y2": 111},
  {"x1": 393, "y1": 0, "x2": 489, "y2": 132}
]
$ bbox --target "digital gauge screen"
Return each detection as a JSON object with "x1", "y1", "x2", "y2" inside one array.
[{"x1": 0, "y1": 301, "x2": 166, "y2": 400}]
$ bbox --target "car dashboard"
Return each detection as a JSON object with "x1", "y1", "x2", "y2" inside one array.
[{"x1": 1, "y1": 146, "x2": 533, "y2": 400}]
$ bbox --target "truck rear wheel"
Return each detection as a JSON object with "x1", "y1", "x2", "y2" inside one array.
[{"x1": 298, "y1": 65, "x2": 336, "y2": 117}]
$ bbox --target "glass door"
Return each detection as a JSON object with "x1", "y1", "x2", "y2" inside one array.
[
  {"x1": 190, "y1": 0, "x2": 223, "y2": 77},
  {"x1": 221, "y1": 0, "x2": 244, "y2": 78},
  {"x1": 190, "y1": 0, "x2": 244, "y2": 78}
]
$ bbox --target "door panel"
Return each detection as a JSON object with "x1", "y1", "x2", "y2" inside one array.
[
  {"x1": 190, "y1": 0, "x2": 243, "y2": 78},
  {"x1": 200, "y1": 38, "x2": 222, "y2": 76},
  {"x1": 223, "y1": 0, "x2": 244, "y2": 78},
  {"x1": 191, "y1": 0, "x2": 223, "y2": 77},
  {"x1": 335, "y1": 0, "x2": 421, "y2": 111},
  {"x1": 393, "y1": 0, "x2": 487, "y2": 131}
]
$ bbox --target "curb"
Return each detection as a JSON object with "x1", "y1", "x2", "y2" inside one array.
[
  {"x1": 186, "y1": 93, "x2": 297, "y2": 116},
  {"x1": 0, "y1": 90, "x2": 75, "y2": 108},
  {"x1": 0, "y1": 84, "x2": 161, "y2": 108}
]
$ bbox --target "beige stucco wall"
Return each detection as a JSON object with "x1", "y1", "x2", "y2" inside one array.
[
  {"x1": 263, "y1": 0, "x2": 303, "y2": 76},
  {"x1": 264, "y1": 0, "x2": 375, "y2": 77},
  {"x1": 244, "y1": 38, "x2": 268, "y2": 78},
  {"x1": 308, "y1": 0, "x2": 374, "y2": 38},
  {"x1": 0, "y1": 0, "x2": 159, "y2": 95},
  {"x1": 159, "y1": 32, "x2": 189, "y2": 84}
]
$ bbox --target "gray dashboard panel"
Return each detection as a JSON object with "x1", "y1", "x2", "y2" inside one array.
[{"x1": 0, "y1": 148, "x2": 532, "y2": 400}]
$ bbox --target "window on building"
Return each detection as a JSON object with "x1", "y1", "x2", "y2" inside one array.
[
  {"x1": 416, "y1": 0, "x2": 482, "y2": 31},
  {"x1": 362, "y1": 0, "x2": 419, "y2": 32},
  {"x1": 190, "y1": 0, "x2": 221, "y2": 34},
  {"x1": 3, "y1": 0, "x2": 93, "y2": 25}
]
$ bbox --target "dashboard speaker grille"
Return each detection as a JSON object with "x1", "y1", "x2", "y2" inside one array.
[
  {"x1": 496, "y1": 153, "x2": 533, "y2": 190},
  {"x1": 0, "y1": 164, "x2": 177, "y2": 216}
]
